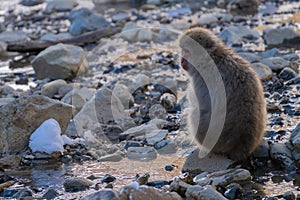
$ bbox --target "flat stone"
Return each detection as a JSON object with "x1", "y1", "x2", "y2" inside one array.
[
  {"x1": 263, "y1": 28, "x2": 300, "y2": 47},
  {"x1": 251, "y1": 62, "x2": 272, "y2": 80},
  {"x1": 126, "y1": 147, "x2": 158, "y2": 162},
  {"x1": 45, "y1": 0, "x2": 78, "y2": 13},
  {"x1": 186, "y1": 185, "x2": 227, "y2": 200},
  {"x1": 0, "y1": 31, "x2": 29, "y2": 43},
  {"x1": 41, "y1": 79, "x2": 67, "y2": 98},
  {"x1": 83, "y1": 189, "x2": 120, "y2": 200},
  {"x1": 63, "y1": 177, "x2": 93, "y2": 192},
  {"x1": 260, "y1": 57, "x2": 289, "y2": 71},
  {"x1": 182, "y1": 149, "x2": 234, "y2": 173}
]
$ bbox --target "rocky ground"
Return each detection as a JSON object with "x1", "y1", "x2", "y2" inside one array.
[{"x1": 0, "y1": 0, "x2": 299, "y2": 199}]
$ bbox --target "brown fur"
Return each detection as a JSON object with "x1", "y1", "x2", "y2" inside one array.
[{"x1": 179, "y1": 27, "x2": 266, "y2": 160}]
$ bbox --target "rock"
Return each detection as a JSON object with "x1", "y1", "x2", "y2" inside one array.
[
  {"x1": 238, "y1": 52, "x2": 261, "y2": 63},
  {"x1": 197, "y1": 14, "x2": 218, "y2": 26},
  {"x1": 0, "y1": 98, "x2": 15, "y2": 106},
  {"x1": 291, "y1": 123, "x2": 300, "y2": 151},
  {"x1": 43, "y1": 188, "x2": 59, "y2": 199},
  {"x1": 220, "y1": 26, "x2": 260, "y2": 45},
  {"x1": 144, "y1": 129, "x2": 168, "y2": 145},
  {"x1": 19, "y1": 0, "x2": 45, "y2": 6},
  {"x1": 41, "y1": 79, "x2": 67, "y2": 98},
  {"x1": 182, "y1": 149, "x2": 234, "y2": 173},
  {"x1": 101, "y1": 174, "x2": 116, "y2": 183},
  {"x1": 83, "y1": 189, "x2": 120, "y2": 200},
  {"x1": 29, "y1": 118, "x2": 64, "y2": 154},
  {"x1": 147, "y1": 0, "x2": 162, "y2": 5},
  {"x1": 112, "y1": 83, "x2": 134, "y2": 109},
  {"x1": 283, "y1": 53, "x2": 300, "y2": 61},
  {"x1": 224, "y1": 183, "x2": 243, "y2": 199},
  {"x1": 120, "y1": 185, "x2": 181, "y2": 200},
  {"x1": 259, "y1": 48, "x2": 281, "y2": 58},
  {"x1": 156, "y1": 29, "x2": 178, "y2": 42},
  {"x1": 270, "y1": 143, "x2": 295, "y2": 170},
  {"x1": 253, "y1": 139, "x2": 270, "y2": 158},
  {"x1": 260, "y1": 57, "x2": 289, "y2": 71},
  {"x1": 278, "y1": 68, "x2": 298, "y2": 81},
  {"x1": 119, "y1": 120, "x2": 162, "y2": 139},
  {"x1": 141, "y1": 4, "x2": 158, "y2": 11},
  {"x1": 68, "y1": 8, "x2": 110, "y2": 36},
  {"x1": 263, "y1": 28, "x2": 300, "y2": 47},
  {"x1": 228, "y1": 0, "x2": 260, "y2": 15},
  {"x1": 97, "y1": 150, "x2": 124, "y2": 162},
  {"x1": 148, "y1": 104, "x2": 167, "y2": 120},
  {"x1": 45, "y1": 0, "x2": 78, "y2": 13},
  {"x1": 112, "y1": 12, "x2": 130, "y2": 23},
  {"x1": 63, "y1": 177, "x2": 93, "y2": 192},
  {"x1": 155, "y1": 140, "x2": 178, "y2": 154},
  {"x1": 0, "y1": 155, "x2": 21, "y2": 169},
  {"x1": 208, "y1": 168, "x2": 251, "y2": 186},
  {"x1": 0, "y1": 31, "x2": 29, "y2": 43},
  {"x1": 31, "y1": 43, "x2": 88, "y2": 80},
  {"x1": 283, "y1": 191, "x2": 296, "y2": 200},
  {"x1": 0, "y1": 41, "x2": 7, "y2": 55},
  {"x1": 167, "y1": 7, "x2": 191, "y2": 18},
  {"x1": 186, "y1": 185, "x2": 227, "y2": 200},
  {"x1": 126, "y1": 146, "x2": 158, "y2": 162},
  {"x1": 62, "y1": 86, "x2": 96, "y2": 115},
  {"x1": 40, "y1": 32, "x2": 73, "y2": 41},
  {"x1": 12, "y1": 188, "x2": 33, "y2": 198},
  {"x1": 121, "y1": 22, "x2": 152, "y2": 43},
  {"x1": 0, "y1": 95, "x2": 72, "y2": 153},
  {"x1": 251, "y1": 62, "x2": 273, "y2": 81},
  {"x1": 137, "y1": 28, "x2": 152, "y2": 42}
]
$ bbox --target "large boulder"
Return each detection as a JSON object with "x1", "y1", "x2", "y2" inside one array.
[
  {"x1": 0, "y1": 95, "x2": 73, "y2": 153},
  {"x1": 68, "y1": 8, "x2": 110, "y2": 36},
  {"x1": 31, "y1": 43, "x2": 88, "y2": 80},
  {"x1": 263, "y1": 28, "x2": 300, "y2": 47}
]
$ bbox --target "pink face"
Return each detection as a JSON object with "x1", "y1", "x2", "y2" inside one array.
[{"x1": 181, "y1": 48, "x2": 190, "y2": 71}]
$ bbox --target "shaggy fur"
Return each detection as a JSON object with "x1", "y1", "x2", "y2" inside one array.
[{"x1": 179, "y1": 27, "x2": 266, "y2": 160}]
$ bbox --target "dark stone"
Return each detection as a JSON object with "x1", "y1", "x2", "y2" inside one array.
[
  {"x1": 42, "y1": 189, "x2": 59, "y2": 200},
  {"x1": 101, "y1": 174, "x2": 116, "y2": 183}
]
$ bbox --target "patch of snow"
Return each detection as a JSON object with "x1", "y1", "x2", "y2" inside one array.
[
  {"x1": 61, "y1": 134, "x2": 84, "y2": 145},
  {"x1": 29, "y1": 118, "x2": 64, "y2": 154}
]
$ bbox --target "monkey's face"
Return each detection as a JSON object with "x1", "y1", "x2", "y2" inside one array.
[{"x1": 181, "y1": 48, "x2": 190, "y2": 71}]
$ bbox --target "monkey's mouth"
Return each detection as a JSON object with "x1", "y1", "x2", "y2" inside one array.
[{"x1": 181, "y1": 57, "x2": 189, "y2": 70}]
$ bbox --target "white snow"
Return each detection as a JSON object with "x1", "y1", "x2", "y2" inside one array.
[
  {"x1": 29, "y1": 118, "x2": 64, "y2": 154},
  {"x1": 29, "y1": 118, "x2": 85, "y2": 154}
]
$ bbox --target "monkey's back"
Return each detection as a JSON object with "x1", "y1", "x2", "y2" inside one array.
[{"x1": 191, "y1": 47, "x2": 266, "y2": 160}]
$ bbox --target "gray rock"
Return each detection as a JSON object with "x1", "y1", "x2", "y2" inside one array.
[
  {"x1": 283, "y1": 53, "x2": 300, "y2": 61},
  {"x1": 220, "y1": 26, "x2": 260, "y2": 45},
  {"x1": 67, "y1": 87, "x2": 134, "y2": 137},
  {"x1": 197, "y1": 14, "x2": 218, "y2": 26},
  {"x1": 260, "y1": 57, "x2": 289, "y2": 71},
  {"x1": 120, "y1": 185, "x2": 181, "y2": 200},
  {"x1": 270, "y1": 143, "x2": 295, "y2": 170},
  {"x1": 208, "y1": 168, "x2": 251, "y2": 186},
  {"x1": 0, "y1": 98, "x2": 15, "y2": 106},
  {"x1": 68, "y1": 8, "x2": 110, "y2": 36},
  {"x1": 144, "y1": 129, "x2": 168, "y2": 145},
  {"x1": 263, "y1": 28, "x2": 300, "y2": 47},
  {"x1": 238, "y1": 52, "x2": 261, "y2": 63},
  {"x1": 121, "y1": 22, "x2": 152, "y2": 43},
  {"x1": 228, "y1": 0, "x2": 260, "y2": 15},
  {"x1": 41, "y1": 79, "x2": 67, "y2": 98},
  {"x1": 253, "y1": 138, "x2": 270, "y2": 158},
  {"x1": 112, "y1": 12, "x2": 130, "y2": 23},
  {"x1": 97, "y1": 150, "x2": 124, "y2": 162},
  {"x1": 45, "y1": 0, "x2": 78, "y2": 13},
  {"x1": 126, "y1": 146, "x2": 158, "y2": 162},
  {"x1": 12, "y1": 188, "x2": 33, "y2": 198},
  {"x1": 119, "y1": 122, "x2": 159, "y2": 139},
  {"x1": 182, "y1": 149, "x2": 234, "y2": 173},
  {"x1": 149, "y1": 104, "x2": 167, "y2": 120},
  {"x1": 83, "y1": 189, "x2": 120, "y2": 200},
  {"x1": 112, "y1": 83, "x2": 134, "y2": 109},
  {"x1": 43, "y1": 189, "x2": 59, "y2": 200},
  {"x1": 251, "y1": 62, "x2": 272, "y2": 80},
  {"x1": 32, "y1": 43, "x2": 88, "y2": 80},
  {"x1": 0, "y1": 31, "x2": 29, "y2": 43},
  {"x1": 278, "y1": 67, "x2": 298, "y2": 81},
  {"x1": 0, "y1": 41, "x2": 7, "y2": 55},
  {"x1": 63, "y1": 177, "x2": 93, "y2": 192},
  {"x1": 186, "y1": 185, "x2": 227, "y2": 200},
  {"x1": 283, "y1": 191, "x2": 296, "y2": 200},
  {"x1": 0, "y1": 95, "x2": 72, "y2": 153},
  {"x1": 259, "y1": 48, "x2": 281, "y2": 58},
  {"x1": 61, "y1": 87, "x2": 96, "y2": 115},
  {"x1": 40, "y1": 32, "x2": 73, "y2": 41},
  {"x1": 167, "y1": 7, "x2": 191, "y2": 18},
  {"x1": 291, "y1": 123, "x2": 300, "y2": 152},
  {"x1": 155, "y1": 140, "x2": 178, "y2": 154}
]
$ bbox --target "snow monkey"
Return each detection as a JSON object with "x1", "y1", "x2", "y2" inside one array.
[{"x1": 179, "y1": 27, "x2": 266, "y2": 160}]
